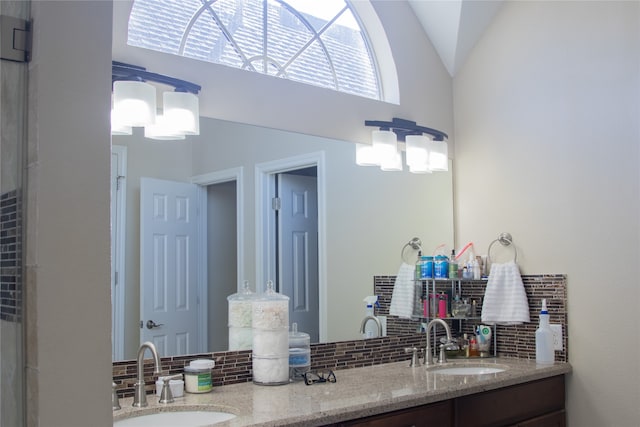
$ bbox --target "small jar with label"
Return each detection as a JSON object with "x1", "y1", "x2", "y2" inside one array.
[
  {"x1": 184, "y1": 359, "x2": 215, "y2": 393},
  {"x1": 289, "y1": 322, "x2": 310, "y2": 381},
  {"x1": 419, "y1": 256, "x2": 434, "y2": 279},
  {"x1": 434, "y1": 255, "x2": 449, "y2": 279}
]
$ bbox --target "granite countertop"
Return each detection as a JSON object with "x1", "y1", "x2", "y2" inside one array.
[{"x1": 113, "y1": 357, "x2": 572, "y2": 427}]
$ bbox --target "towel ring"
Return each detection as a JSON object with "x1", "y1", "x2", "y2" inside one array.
[
  {"x1": 487, "y1": 232, "x2": 518, "y2": 263},
  {"x1": 401, "y1": 237, "x2": 422, "y2": 264}
]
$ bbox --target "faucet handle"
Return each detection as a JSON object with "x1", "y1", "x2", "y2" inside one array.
[
  {"x1": 438, "y1": 344, "x2": 448, "y2": 364},
  {"x1": 158, "y1": 374, "x2": 182, "y2": 404},
  {"x1": 404, "y1": 347, "x2": 422, "y2": 367},
  {"x1": 112, "y1": 382, "x2": 121, "y2": 411}
]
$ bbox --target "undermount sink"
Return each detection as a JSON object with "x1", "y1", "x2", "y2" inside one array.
[
  {"x1": 113, "y1": 410, "x2": 236, "y2": 427},
  {"x1": 430, "y1": 365, "x2": 506, "y2": 375}
]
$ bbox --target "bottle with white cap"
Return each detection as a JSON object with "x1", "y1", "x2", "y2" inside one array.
[{"x1": 535, "y1": 299, "x2": 554, "y2": 364}]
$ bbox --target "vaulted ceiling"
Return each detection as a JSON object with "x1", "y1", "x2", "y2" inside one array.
[{"x1": 408, "y1": 0, "x2": 504, "y2": 76}]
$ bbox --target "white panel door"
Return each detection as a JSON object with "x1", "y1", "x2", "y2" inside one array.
[
  {"x1": 278, "y1": 174, "x2": 319, "y2": 341},
  {"x1": 140, "y1": 177, "x2": 200, "y2": 357}
]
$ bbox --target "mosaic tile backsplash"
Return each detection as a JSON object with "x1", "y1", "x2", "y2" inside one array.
[
  {"x1": 113, "y1": 274, "x2": 567, "y2": 397},
  {"x1": 1, "y1": 190, "x2": 21, "y2": 323}
]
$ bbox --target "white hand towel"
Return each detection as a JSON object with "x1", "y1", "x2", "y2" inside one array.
[
  {"x1": 481, "y1": 261, "x2": 530, "y2": 325},
  {"x1": 390, "y1": 262, "x2": 418, "y2": 319}
]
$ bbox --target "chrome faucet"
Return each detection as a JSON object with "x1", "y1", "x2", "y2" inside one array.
[
  {"x1": 133, "y1": 341, "x2": 162, "y2": 407},
  {"x1": 424, "y1": 318, "x2": 453, "y2": 365},
  {"x1": 359, "y1": 315, "x2": 383, "y2": 338}
]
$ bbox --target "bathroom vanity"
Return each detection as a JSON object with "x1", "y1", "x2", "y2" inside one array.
[
  {"x1": 338, "y1": 374, "x2": 565, "y2": 426},
  {"x1": 113, "y1": 357, "x2": 570, "y2": 427}
]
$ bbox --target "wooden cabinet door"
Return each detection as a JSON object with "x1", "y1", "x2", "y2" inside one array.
[
  {"x1": 455, "y1": 376, "x2": 565, "y2": 427},
  {"x1": 340, "y1": 400, "x2": 453, "y2": 427}
]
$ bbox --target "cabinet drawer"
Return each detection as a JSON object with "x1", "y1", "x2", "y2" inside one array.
[
  {"x1": 339, "y1": 400, "x2": 453, "y2": 427},
  {"x1": 515, "y1": 409, "x2": 566, "y2": 427},
  {"x1": 455, "y1": 376, "x2": 565, "y2": 427}
]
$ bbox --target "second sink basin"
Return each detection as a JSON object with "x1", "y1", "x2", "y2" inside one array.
[
  {"x1": 430, "y1": 365, "x2": 506, "y2": 375},
  {"x1": 114, "y1": 410, "x2": 236, "y2": 427}
]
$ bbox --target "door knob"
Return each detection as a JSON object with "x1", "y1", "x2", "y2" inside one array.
[{"x1": 146, "y1": 320, "x2": 164, "y2": 329}]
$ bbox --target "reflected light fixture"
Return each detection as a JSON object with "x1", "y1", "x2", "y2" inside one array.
[
  {"x1": 144, "y1": 115, "x2": 186, "y2": 141},
  {"x1": 361, "y1": 118, "x2": 449, "y2": 173},
  {"x1": 405, "y1": 134, "x2": 430, "y2": 174},
  {"x1": 355, "y1": 143, "x2": 379, "y2": 166},
  {"x1": 111, "y1": 61, "x2": 201, "y2": 140},
  {"x1": 372, "y1": 129, "x2": 400, "y2": 171}
]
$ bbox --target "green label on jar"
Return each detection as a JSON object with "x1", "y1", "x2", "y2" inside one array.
[{"x1": 197, "y1": 373, "x2": 212, "y2": 391}]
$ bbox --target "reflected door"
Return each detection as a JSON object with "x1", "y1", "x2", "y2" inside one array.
[
  {"x1": 277, "y1": 173, "x2": 319, "y2": 341},
  {"x1": 140, "y1": 177, "x2": 201, "y2": 356}
]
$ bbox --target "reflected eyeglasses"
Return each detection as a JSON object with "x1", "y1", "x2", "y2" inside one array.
[{"x1": 303, "y1": 370, "x2": 337, "y2": 385}]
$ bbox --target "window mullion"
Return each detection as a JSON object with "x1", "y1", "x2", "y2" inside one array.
[{"x1": 263, "y1": 0, "x2": 268, "y2": 73}]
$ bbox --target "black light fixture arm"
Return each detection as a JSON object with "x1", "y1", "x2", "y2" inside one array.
[
  {"x1": 364, "y1": 117, "x2": 448, "y2": 141},
  {"x1": 112, "y1": 61, "x2": 201, "y2": 94}
]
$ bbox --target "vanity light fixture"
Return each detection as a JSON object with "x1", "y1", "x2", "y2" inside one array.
[
  {"x1": 361, "y1": 118, "x2": 449, "y2": 173},
  {"x1": 111, "y1": 61, "x2": 201, "y2": 139}
]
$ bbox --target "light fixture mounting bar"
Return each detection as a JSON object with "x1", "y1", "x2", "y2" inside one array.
[
  {"x1": 364, "y1": 117, "x2": 448, "y2": 141},
  {"x1": 112, "y1": 61, "x2": 201, "y2": 94}
]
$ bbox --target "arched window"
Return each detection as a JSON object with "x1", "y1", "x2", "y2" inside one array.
[{"x1": 128, "y1": 0, "x2": 382, "y2": 100}]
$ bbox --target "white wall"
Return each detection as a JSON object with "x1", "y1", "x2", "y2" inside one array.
[
  {"x1": 453, "y1": 2, "x2": 639, "y2": 426},
  {"x1": 27, "y1": 1, "x2": 113, "y2": 426}
]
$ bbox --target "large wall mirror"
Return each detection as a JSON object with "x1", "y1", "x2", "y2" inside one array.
[{"x1": 112, "y1": 116, "x2": 454, "y2": 361}]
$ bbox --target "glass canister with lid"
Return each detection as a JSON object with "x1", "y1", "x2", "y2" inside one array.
[
  {"x1": 227, "y1": 280, "x2": 256, "y2": 350},
  {"x1": 288, "y1": 322, "x2": 310, "y2": 381},
  {"x1": 252, "y1": 280, "x2": 290, "y2": 385}
]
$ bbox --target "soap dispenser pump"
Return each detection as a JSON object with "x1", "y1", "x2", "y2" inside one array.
[{"x1": 535, "y1": 299, "x2": 554, "y2": 364}]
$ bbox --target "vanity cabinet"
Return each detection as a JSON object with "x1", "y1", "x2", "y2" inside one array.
[
  {"x1": 339, "y1": 400, "x2": 452, "y2": 427},
  {"x1": 334, "y1": 375, "x2": 565, "y2": 427},
  {"x1": 455, "y1": 375, "x2": 565, "y2": 427}
]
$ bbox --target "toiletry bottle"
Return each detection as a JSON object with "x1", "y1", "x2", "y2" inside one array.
[
  {"x1": 434, "y1": 255, "x2": 448, "y2": 279},
  {"x1": 424, "y1": 256, "x2": 434, "y2": 279},
  {"x1": 452, "y1": 294, "x2": 462, "y2": 317},
  {"x1": 448, "y1": 249, "x2": 458, "y2": 279},
  {"x1": 472, "y1": 257, "x2": 481, "y2": 280},
  {"x1": 462, "y1": 254, "x2": 473, "y2": 279},
  {"x1": 438, "y1": 292, "x2": 447, "y2": 318},
  {"x1": 468, "y1": 337, "x2": 479, "y2": 357},
  {"x1": 535, "y1": 299, "x2": 554, "y2": 364},
  {"x1": 462, "y1": 333, "x2": 470, "y2": 357},
  {"x1": 415, "y1": 251, "x2": 423, "y2": 280},
  {"x1": 364, "y1": 303, "x2": 376, "y2": 338}
]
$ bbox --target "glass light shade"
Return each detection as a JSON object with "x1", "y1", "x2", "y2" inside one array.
[
  {"x1": 144, "y1": 115, "x2": 186, "y2": 140},
  {"x1": 113, "y1": 80, "x2": 156, "y2": 127},
  {"x1": 163, "y1": 91, "x2": 199, "y2": 135},
  {"x1": 428, "y1": 139, "x2": 449, "y2": 171},
  {"x1": 380, "y1": 149, "x2": 403, "y2": 171},
  {"x1": 409, "y1": 162, "x2": 432, "y2": 174},
  {"x1": 372, "y1": 130, "x2": 398, "y2": 170},
  {"x1": 405, "y1": 135, "x2": 429, "y2": 168},
  {"x1": 110, "y1": 106, "x2": 132, "y2": 136},
  {"x1": 355, "y1": 143, "x2": 379, "y2": 166}
]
